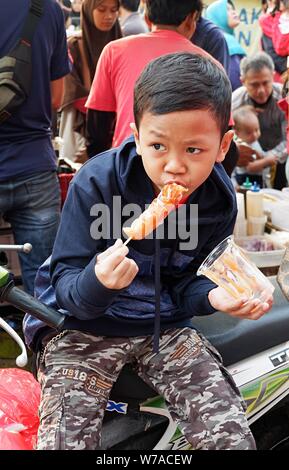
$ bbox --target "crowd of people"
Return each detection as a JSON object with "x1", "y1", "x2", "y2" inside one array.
[
  {"x1": 57, "y1": 0, "x2": 289, "y2": 194},
  {"x1": 1, "y1": 0, "x2": 289, "y2": 451}
]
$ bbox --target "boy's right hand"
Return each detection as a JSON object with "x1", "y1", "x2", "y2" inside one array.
[{"x1": 95, "y1": 239, "x2": 139, "y2": 290}]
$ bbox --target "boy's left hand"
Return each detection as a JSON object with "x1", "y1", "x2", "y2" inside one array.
[{"x1": 208, "y1": 286, "x2": 273, "y2": 320}]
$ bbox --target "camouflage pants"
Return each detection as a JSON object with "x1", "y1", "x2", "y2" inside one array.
[{"x1": 36, "y1": 327, "x2": 256, "y2": 450}]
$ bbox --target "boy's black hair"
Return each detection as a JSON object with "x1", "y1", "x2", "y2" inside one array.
[
  {"x1": 146, "y1": 0, "x2": 203, "y2": 26},
  {"x1": 120, "y1": 0, "x2": 140, "y2": 12},
  {"x1": 134, "y1": 52, "x2": 232, "y2": 137}
]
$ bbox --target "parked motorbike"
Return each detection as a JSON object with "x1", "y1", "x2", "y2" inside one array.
[{"x1": 1, "y1": 265, "x2": 289, "y2": 450}]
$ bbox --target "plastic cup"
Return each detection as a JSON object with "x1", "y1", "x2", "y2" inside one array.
[
  {"x1": 197, "y1": 236, "x2": 274, "y2": 301},
  {"x1": 234, "y1": 218, "x2": 247, "y2": 237},
  {"x1": 247, "y1": 215, "x2": 267, "y2": 236}
]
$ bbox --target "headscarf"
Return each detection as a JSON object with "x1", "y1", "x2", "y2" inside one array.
[
  {"x1": 205, "y1": 0, "x2": 245, "y2": 56},
  {"x1": 81, "y1": 0, "x2": 123, "y2": 82},
  {"x1": 61, "y1": 0, "x2": 122, "y2": 109}
]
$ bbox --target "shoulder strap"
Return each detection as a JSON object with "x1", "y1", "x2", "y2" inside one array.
[{"x1": 20, "y1": 0, "x2": 43, "y2": 46}]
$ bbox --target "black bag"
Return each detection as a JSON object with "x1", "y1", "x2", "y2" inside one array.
[{"x1": 0, "y1": 0, "x2": 43, "y2": 124}]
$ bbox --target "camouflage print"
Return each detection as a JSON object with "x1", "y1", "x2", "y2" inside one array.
[
  {"x1": 277, "y1": 245, "x2": 289, "y2": 301},
  {"x1": 36, "y1": 328, "x2": 256, "y2": 450}
]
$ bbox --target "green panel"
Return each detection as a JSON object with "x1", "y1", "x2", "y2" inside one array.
[
  {"x1": 0, "y1": 266, "x2": 9, "y2": 287},
  {"x1": 241, "y1": 368, "x2": 289, "y2": 414}
]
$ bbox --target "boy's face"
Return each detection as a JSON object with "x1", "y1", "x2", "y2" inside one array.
[{"x1": 131, "y1": 109, "x2": 233, "y2": 197}]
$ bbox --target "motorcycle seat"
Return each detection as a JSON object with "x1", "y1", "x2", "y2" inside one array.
[
  {"x1": 111, "y1": 277, "x2": 289, "y2": 403},
  {"x1": 192, "y1": 276, "x2": 289, "y2": 366}
]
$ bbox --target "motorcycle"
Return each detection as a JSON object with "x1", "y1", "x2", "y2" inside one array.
[{"x1": 1, "y1": 265, "x2": 289, "y2": 450}]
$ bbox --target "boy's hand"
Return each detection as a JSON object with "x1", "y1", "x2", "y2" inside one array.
[
  {"x1": 95, "y1": 239, "x2": 138, "y2": 290},
  {"x1": 208, "y1": 286, "x2": 273, "y2": 320}
]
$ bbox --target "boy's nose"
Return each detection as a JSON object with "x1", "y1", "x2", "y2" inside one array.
[{"x1": 164, "y1": 157, "x2": 186, "y2": 174}]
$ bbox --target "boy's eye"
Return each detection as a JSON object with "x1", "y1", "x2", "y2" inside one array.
[
  {"x1": 187, "y1": 147, "x2": 200, "y2": 154},
  {"x1": 152, "y1": 143, "x2": 165, "y2": 151}
]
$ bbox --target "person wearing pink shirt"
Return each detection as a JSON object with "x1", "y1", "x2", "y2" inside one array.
[{"x1": 85, "y1": 0, "x2": 212, "y2": 157}]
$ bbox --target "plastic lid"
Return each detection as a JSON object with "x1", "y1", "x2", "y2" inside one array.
[
  {"x1": 251, "y1": 181, "x2": 260, "y2": 192},
  {"x1": 241, "y1": 176, "x2": 252, "y2": 189}
]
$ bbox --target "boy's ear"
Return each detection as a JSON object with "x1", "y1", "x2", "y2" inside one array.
[
  {"x1": 130, "y1": 123, "x2": 141, "y2": 155},
  {"x1": 216, "y1": 130, "x2": 234, "y2": 163}
]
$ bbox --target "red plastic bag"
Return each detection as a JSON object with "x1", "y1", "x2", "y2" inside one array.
[
  {"x1": 0, "y1": 368, "x2": 41, "y2": 450},
  {"x1": 0, "y1": 428, "x2": 31, "y2": 450}
]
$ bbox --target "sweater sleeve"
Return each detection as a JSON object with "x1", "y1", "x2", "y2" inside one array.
[{"x1": 50, "y1": 175, "x2": 121, "y2": 320}]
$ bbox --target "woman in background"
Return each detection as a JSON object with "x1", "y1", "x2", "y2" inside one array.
[
  {"x1": 59, "y1": 0, "x2": 122, "y2": 162},
  {"x1": 259, "y1": 0, "x2": 287, "y2": 83},
  {"x1": 206, "y1": 0, "x2": 246, "y2": 91}
]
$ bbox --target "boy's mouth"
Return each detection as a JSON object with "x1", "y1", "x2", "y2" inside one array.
[{"x1": 164, "y1": 179, "x2": 188, "y2": 189}]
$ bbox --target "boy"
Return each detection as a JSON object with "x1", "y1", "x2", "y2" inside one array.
[
  {"x1": 233, "y1": 105, "x2": 278, "y2": 187},
  {"x1": 24, "y1": 52, "x2": 273, "y2": 450}
]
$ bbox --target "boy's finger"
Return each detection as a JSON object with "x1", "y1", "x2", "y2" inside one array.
[
  {"x1": 224, "y1": 297, "x2": 249, "y2": 312},
  {"x1": 231, "y1": 298, "x2": 270, "y2": 319},
  {"x1": 101, "y1": 245, "x2": 129, "y2": 271},
  {"x1": 229, "y1": 299, "x2": 260, "y2": 316},
  {"x1": 114, "y1": 257, "x2": 138, "y2": 279},
  {"x1": 96, "y1": 239, "x2": 124, "y2": 263},
  {"x1": 117, "y1": 260, "x2": 139, "y2": 287}
]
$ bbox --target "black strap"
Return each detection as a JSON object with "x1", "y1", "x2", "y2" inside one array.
[
  {"x1": 20, "y1": 0, "x2": 43, "y2": 45},
  {"x1": 153, "y1": 236, "x2": 161, "y2": 353}
]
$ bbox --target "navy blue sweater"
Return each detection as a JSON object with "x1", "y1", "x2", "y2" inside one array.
[{"x1": 23, "y1": 136, "x2": 237, "y2": 349}]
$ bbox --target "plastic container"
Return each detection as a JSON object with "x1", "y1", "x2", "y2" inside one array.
[
  {"x1": 237, "y1": 178, "x2": 252, "y2": 218},
  {"x1": 247, "y1": 215, "x2": 267, "y2": 236},
  {"x1": 234, "y1": 192, "x2": 247, "y2": 237},
  {"x1": 236, "y1": 192, "x2": 245, "y2": 219},
  {"x1": 234, "y1": 219, "x2": 247, "y2": 237},
  {"x1": 246, "y1": 182, "x2": 264, "y2": 218},
  {"x1": 270, "y1": 201, "x2": 289, "y2": 231},
  {"x1": 281, "y1": 188, "x2": 289, "y2": 197},
  {"x1": 197, "y1": 235, "x2": 274, "y2": 301},
  {"x1": 260, "y1": 188, "x2": 289, "y2": 214},
  {"x1": 235, "y1": 234, "x2": 285, "y2": 268}
]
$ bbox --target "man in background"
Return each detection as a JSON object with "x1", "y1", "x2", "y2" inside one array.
[
  {"x1": 119, "y1": 0, "x2": 149, "y2": 36},
  {"x1": 86, "y1": 0, "x2": 211, "y2": 157},
  {"x1": 232, "y1": 52, "x2": 288, "y2": 189},
  {"x1": 0, "y1": 0, "x2": 70, "y2": 295}
]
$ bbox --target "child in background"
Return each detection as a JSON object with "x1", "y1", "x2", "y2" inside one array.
[{"x1": 233, "y1": 105, "x2": 278, "y2": 187}]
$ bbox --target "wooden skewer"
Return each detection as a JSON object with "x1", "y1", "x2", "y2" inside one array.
[{"x1": 123, "y1": 237, "x2": 132, "y2": 246}]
